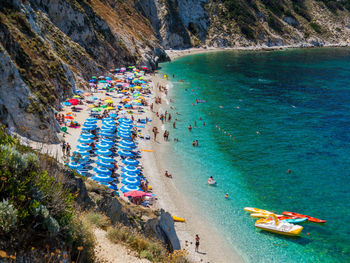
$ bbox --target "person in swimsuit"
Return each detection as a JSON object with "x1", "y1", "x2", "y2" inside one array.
[{"x1": 195, "y1": 235, "x2": 200, "y2": 252}]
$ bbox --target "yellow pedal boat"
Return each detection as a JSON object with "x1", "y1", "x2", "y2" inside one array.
[{"x1": 255, "y1": 214, "x2": 303, "y2": 236}]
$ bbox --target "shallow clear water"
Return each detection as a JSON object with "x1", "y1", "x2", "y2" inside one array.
[{"x1": 159, "y1": 48, "x2": 350, "y2": 262}]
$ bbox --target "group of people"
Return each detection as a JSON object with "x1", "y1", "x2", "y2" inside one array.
[{"x1": 61, "y1": 142, "x2": 71, "y2": 156}]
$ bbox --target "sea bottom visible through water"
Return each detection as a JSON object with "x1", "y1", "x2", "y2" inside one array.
[{"x1": 159, "y1": 48, "x2": 350, "y2": 263}]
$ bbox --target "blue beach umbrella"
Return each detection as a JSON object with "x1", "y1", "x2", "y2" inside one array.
[
  {"x1": 73, "y1": 150, "x2": 90, "y2": 156},
  {"x1": 122, "y1": 158, "x2": 139, "y2": 166},
  {"x1": 77, "y1": 144, "x2": 92, "y2": 151},
  {"x1": 117, "y1": 133, "x2": 132, "y2": 140},
  {"x1": 68, "y1": 162, "x2": 83, "y2": 170},
  {"x1": 102, "y1": 124, "x2": 115, "y2": 129},
  {"x1": 118, "y1": 127, "x2": 131, "y2": 133},
  {"x1": 78, "y1": 137, "x2": 93, "y2": 144},
  {"x1": 96, "y1": 143, "x2": 112, "y2": 150},
  {"x1": 122, "y1": 177, "x2": 140, "y2": 185},
  {"x1": 103, "y1": 117, "x2": 114, "y2": 122},
  {"x1": 62, "y1": 102, "x2": 72, "y2": 106},
  {"x1": 100, "y1": 132, "x2": 115, "y2": 137},
  {"x1": 103, "y1": 119, "x2": 116, "y2": 124},
  {"x1": 119, "y1": 118, "x2": 132, "y2": 124},
  {"x1": 96, "y1": 149, "x2": 112, "y2": 156},
  {"x1": 121, "y1": 172, "x2": 140, "y2": 179},
  {"x1": 83, "y1": 123, "x2": 97, "y2": 128},
  {"x1": 82, "y1": 126, "x2": 95, "y2": 131},
  {"x1": 120, "y1": 185, "x2": 141, "y2": 193},
  {"x1": 84, "y1": 119, "x2": 97, "y2": 124},
  {"x1": 91, "y1": 174, "x2": 113, "y2": 183},
  {"x1": 93, "y1": 166, "x2": 112, "y2": 176},
  {"x1": 86, "y1": 117, "x2": 97, "y2": 121},
  {"x1": 118, "y1": 150, "x2": 134, "y2": 157},
  {"x1": 80, "y1": 133, "x2": 94, "y2": 138},
  {"x1": 120, "y1": 140, "x2": 136, "y2": 147},
  {"x1": 96, "y1": 161, "x2": 114, "y2": 169},
  {"x1": 119, "y1": 124, "x2": 133, "y2": 129},
  {"x1": 121, "y1": 166, "x2": 140, "y2": 174},
  {"x1": 98, "y1": 156, "x2": 114, "y2": 163},
  {"x1": 101, "y1": 129, "x2": 115, "y2": 135},
  {"x1": 118, "y1": 145, "x2": 134, "y2": 151},
  {"x1": 110, "y1": 114, "x2": 118, "y2": 118},
  {"x1": 101, "y1": 138, "x2": 115, "y2": 145}
]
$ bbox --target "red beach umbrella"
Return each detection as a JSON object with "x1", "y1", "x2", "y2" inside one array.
[
  {"x1": 124, "y1": 191, "x2": 146, "y2": 197},
  {"x1": 68, "y1": 99, "x2": 79, "y2": 105},
  {"x1": 64, "y1": 116, "x2": 74, "y2": 119}
]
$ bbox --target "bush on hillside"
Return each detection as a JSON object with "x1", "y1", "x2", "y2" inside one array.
[{"x1": 0, "y1": 126, "x2": 95, "y2": 262}]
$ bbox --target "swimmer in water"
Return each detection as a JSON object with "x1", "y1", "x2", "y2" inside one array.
[{"x1": 225, "y1": 193, "x2": 229, "y2": 199}]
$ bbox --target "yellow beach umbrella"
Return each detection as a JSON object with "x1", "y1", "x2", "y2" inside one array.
[
  {"x1": 73, "y1": 95, "x2": 81, "y2": 98},
  {"x1": 121, "y1": 90, "x2": 127, "y2": 93},
  {"x1": 133, "y1": 100, "x2": 141, "y2": 103},
  {"x1": 104, "y1": 97, "x2": 112, "y2": 100},
  {"x1": 134, "y1": 86, "x2": 142, "y2": 90},
  {"x1": 107, "y1": 107, "x2": 114, "y2": 110},
  {"x1": 105, "y1": 99, "x2": 113, "y2": 104},
  {"x1": 87, "y1": 105, "x2": 95, "y2": 108},
  {"x1": 138, "y1": 96, "x2": 145, "y2": 100},
  {"x1": 122, "y1": 98, "x2": 130, "y2": 102}
]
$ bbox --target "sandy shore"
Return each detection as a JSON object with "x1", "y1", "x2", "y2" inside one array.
[
  {"x1": 140, "y1": 74, "x2": 242, "y2": 263},
  {"x1": 16, "y1": 70, "x2": 242, "y2": 262},
  {"x1": 165, "y1": 43, "x2": 350, "y2": 61}
]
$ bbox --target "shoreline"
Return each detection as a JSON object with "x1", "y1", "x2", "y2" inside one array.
[
  {"x1": 142, "y1": 74, "x2": 243, "y2": 263},
  {"x1": 165, "y1": 43, "x2": 350, "y2": 61}
]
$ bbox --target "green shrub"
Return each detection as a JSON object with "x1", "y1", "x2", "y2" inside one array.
[
  {"x1": 107, "y1": 224, "x2": 167, "y2": 262},
  {"x1": 85, "y1": 211, "x2": 110, "y2": 229},
  {"x1": 0, "y1": 199, "x2": 18, "y2": 233},
  {"x1": 310, "y1": 22, "x2": 322, "y2": 33}
]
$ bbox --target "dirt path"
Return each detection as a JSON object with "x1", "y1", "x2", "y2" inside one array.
[{"x1": 94, "y1": 228, "x2": 150, "y2": 263}]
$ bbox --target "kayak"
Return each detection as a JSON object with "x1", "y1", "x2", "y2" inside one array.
[
  {"x1": 172, "y1": 216, "x2": 185, "y2": 222},
  {"x1": 250, "y1": 213, "x2": 284, "y2": 218},
  {"x1": 281, "y1": 218, "x2": 308, "y2": 224},
  {"x1": 282, "y1": 212, "x2": 326, "y2": 223},
  {"x1": 244, "y1": 207, "x2": 274, "y2": 214},
  {"x1": 255, "y1": 214, "x2": 303, "y2": 236}
]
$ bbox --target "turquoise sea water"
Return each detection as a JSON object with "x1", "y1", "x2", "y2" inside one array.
[{"x1": 159, "y1": 48, "x2": 350, "y2": 262}]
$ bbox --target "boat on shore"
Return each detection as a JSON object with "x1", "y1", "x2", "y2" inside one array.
[
  {"x1": 255, "y1": 214, "x2": 303, "y2": 236},
  {"x1": 282, "y1": 211, "x2": 326, "y2": 223},
  {"x1": 281, "y1": 218, "x2": 308, "y2": 224},
  {"x1": 244, "y1": 207, "x2": 274, "y2": 214}
]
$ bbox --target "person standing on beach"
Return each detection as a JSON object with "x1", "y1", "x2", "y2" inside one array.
[
  {"x1": 66, "y1": 143, "x2": 71, "y2": 156},
  {"x1": 195, "y1": 235, "x2": 200, "y2": 252},
  {"x1": 152, "y1": 127, "x2": 159, "y2": 141},
  {"x1": 61, "y1": 142, "x2": 66, "y2": 155}
]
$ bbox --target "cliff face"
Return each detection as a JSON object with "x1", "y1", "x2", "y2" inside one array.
[
  {"x1": 2, "y1": 0, "x2": 350, "y2": 142},
  {"x1": 0, "y1": 0, "x2": 166, "y2": 142},
  {"x1": 139, "y1": 0, "x2": 350, "y2": 48}
]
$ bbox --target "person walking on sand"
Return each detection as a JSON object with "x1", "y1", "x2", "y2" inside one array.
[
  {"x1": 195, "y1": 235, "x2": 200, "y2": 252},
  {"x1": 152, "y1": 127, "x2": 159, "y2": 141},
  {"x1": 61, "y1": 141, "x2": 66, "y2": 155}
]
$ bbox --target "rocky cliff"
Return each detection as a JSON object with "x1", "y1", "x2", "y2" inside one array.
[
  {"x1": 2, "y1": 0, "x2": 350, "y2": 142},
  {"x1": 0, "y1": 0, "x2": 166, "y2": 143}
]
